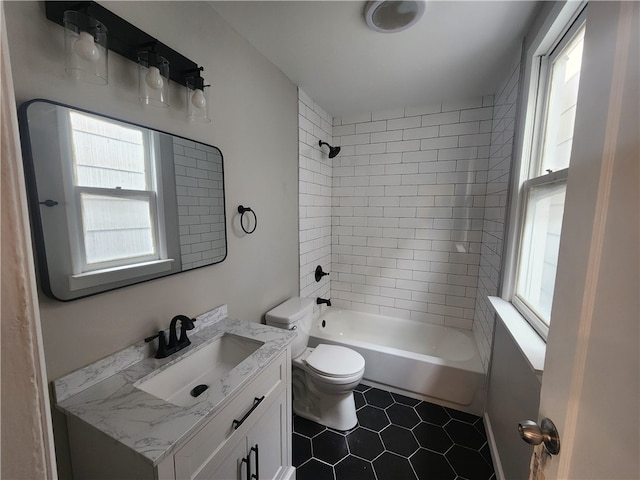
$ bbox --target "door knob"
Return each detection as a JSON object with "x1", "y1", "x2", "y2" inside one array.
[{"x1": 518, "y1": 418, "x2": 560, "y2": 455}]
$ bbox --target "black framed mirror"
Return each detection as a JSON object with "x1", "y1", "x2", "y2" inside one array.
[{"x1": 19, "y1": 99, "x2": 227, "y2": 301}]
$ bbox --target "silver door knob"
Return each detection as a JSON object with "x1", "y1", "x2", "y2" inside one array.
[{"x1": 518, "y1": 418, "x2": 560, "y2": 455}]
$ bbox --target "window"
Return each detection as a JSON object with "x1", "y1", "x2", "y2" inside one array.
[
  {"x1": 511, "y1": 14, "x2": 586, "y2": 338},
  {"x1": 62, "y1": 111, "x2": 166, "y2": 279}
]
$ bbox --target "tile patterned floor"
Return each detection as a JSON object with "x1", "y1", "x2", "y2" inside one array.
[{"x1": 293, "y1": 383, "x2": 495, "y2": 480}]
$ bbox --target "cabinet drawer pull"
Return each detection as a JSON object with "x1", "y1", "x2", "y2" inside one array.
[
  {"x1": 241, "y1": 455, "x2": 250, "y2": 480},
  {"x1": 232, "y1": 396, "x2": 265, "y2": 430},
  {"x1": 250, "y1": 445, "x2": 259, "y2": 480}
]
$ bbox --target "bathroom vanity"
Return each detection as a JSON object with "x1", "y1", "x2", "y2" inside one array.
[{"x1": 53, "y1": 305, "x2": 296, "y2": 480}]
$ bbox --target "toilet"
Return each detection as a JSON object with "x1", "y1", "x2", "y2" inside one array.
[{"x1": 265, "y1": 297, "x2": 365, "y2": 431}]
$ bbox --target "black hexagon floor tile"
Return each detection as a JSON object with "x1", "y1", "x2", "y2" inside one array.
[
  {"x1": 380, "y1": 424, "x2": 420, "y2": 457},
  {"x1": 296, "y1": 458, "x2": 334, "y2": 480},
  {"x1": 386, "y1": 402, "x2": 421, "y2": 428},
  {"x1": 294, "y1": 414, "x2": 327, "y2": 438},
  {"x1": 346, "y1": 427, "x2": 384, "y2": 461},
  {"x1": 446, "y1": 444, "x2": 495, "y2": 480},
  {"x1": 444, "y1": 419, "x2": 487, "y2": 450},
  {"x1": 446, "y1": 407, "x2": 480, "y2": 424},
  {"x1": 334, "y1": 455, "x2": 376, "y2": 480},
  {"x1": 356, "y1": 405, "x2": 390, "y2": 432},
  {"x1": 313, "y1": 430, "x2": 349, "y2": 465},
  {"x1": 373, "y1": 451, "x2": 418, "y2": 480},
  {"x1": 364, "y1": 387, "x2": 395, "y2": 408},
  {"x1": 293, "y1": 391, "x2": 494, "y2": 480},
  {"x1": 391, "y1": 392, "x2": 422, "y2": 406},
  {"x1": 413, "y1": 421, "x2": 454, "y2": 454},
  {"x1": 293, "y1": 432, "x2": 312, "y2": 467},
  {"x1": 415, "y1": 401, "x2": 451, "y2": 426},
  {"x1": 410, "y1": 448, "x2": 457, "y2": 480}
]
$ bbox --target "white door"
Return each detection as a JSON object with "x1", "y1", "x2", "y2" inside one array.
[{"x1": 534, "y1": 2, "x2": 639, "y2": 478}]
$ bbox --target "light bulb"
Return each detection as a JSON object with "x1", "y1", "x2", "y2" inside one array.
[
  {"x1": 145, "y1": 66, "x2": 164, "y2": 90},
  {"x1": 191, "y1": 89, "x2": 206, "y2": 109},
  {"x1": 74, "y1": 31, "x2": 100, "y2": 62}
]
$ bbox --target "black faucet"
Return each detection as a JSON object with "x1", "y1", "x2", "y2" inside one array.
[
  {"x1": 317, "y1": 297, "x2": 331, "y2": 307},
  {"x1": 145, "y1": 315, "x2": 196, "y2": 359}
]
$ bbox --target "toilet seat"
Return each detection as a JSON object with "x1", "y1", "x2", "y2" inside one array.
[{"x1": 303, "y1": 344, "x2": 365, "y2": 378}]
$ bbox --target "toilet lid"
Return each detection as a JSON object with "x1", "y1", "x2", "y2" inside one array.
[{"x1": 304, "y1": 344, "x2": 365, "y2": 377}]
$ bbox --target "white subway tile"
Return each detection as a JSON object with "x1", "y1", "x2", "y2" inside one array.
[
  {"x1": 422, "y1": 111, "x2": 460, "y2": 127},
  {"x1": 356, "y1": 143, "x2": 386, "y2": 155},
  {"x1": 442, "y1": 97, "x2": 483, "y2": 111},
  {"x1": 403, "y1": 126, "x2": 439, "y2": 140},
  {"x1": 387, "y1": 116, "x2": 422, "y2": 131},
  {"x1": 405, "y1": 103, "x2": 442, "y2": 116},
  {"x1": 371, "y1": 130, "x2": 403, "y2": 143},
  {"x1": 387, "y1": 140, "x2": 421, "y2": 153},
  {"x1": 420, "y1": 136, "x2": 458, "y2": 150},
  {"x1": 356, "y1": 120, "x2": 387, "y2": 134},
  {"x1": 402, "y1": 150, "x2": 438, "y2": 163},
  {"x1": 439, "y1": 121, "x2": 480, "y2": 137},
  {"x1": 460, "y1": 107, "x2": 495, "y2": 122},
  {"x1": 340, "y1": 133, "x2": 371, "y2": 146},
  {"x1": 372, "y1": 107, "x2": 406, "y2": 120}
]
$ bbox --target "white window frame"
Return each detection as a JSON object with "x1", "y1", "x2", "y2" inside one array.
[
  {"x1": 502, "y1": 2, "x2": 588, "y2": 340},
  {"x1": 57, "y1": 110, "x2": 169, "y2": 289}
]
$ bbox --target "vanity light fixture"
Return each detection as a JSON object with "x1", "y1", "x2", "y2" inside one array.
[
  {"x1": 63, "y1": 9, "x2": 108, "y2": 84},
  {"x1": 138, "y1": 49, "x2": 170, "y2": 107},
  {"x1": 186, "y1": 67, "x2": 211, "y2": 123},
  {"x1": 364, "y1": 0, "x2": 426, "y2": 33}
]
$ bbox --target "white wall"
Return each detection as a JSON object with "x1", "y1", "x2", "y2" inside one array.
[{"x1": 5, "y1": 1, "x2": 299, "y2": 477}]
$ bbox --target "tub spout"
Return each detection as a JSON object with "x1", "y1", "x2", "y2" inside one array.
[{"x1": 317, "y1": 297, "x2": 331, "y2": 307}]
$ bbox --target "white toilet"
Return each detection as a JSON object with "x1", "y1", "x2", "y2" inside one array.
[{"x1": 265, "y1": 297, "x2": 365, "y2": 431}]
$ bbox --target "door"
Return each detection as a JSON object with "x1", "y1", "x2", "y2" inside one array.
[{"x1": 534, "y1": 2, "x2": 639, "y2": 478}]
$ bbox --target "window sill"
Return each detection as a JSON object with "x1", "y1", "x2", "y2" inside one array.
[
  {"x1": 69, "y1": 259, "x2": 174, "y2": 291},
  {"x1": 488, "y1": 296, "x2": 546, "y2": 379}
]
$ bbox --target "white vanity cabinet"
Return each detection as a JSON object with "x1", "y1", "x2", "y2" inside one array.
[
  {"x1": 67, "y1": 347, "x2": 293, "y2": 480},
  {"x1": 168, "y1": 351, "x2": 292, "y2": 480}
]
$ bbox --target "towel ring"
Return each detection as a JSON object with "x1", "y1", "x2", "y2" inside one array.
[{"x1": 238, "y1": 205, "x2": 257, "y2": 234}]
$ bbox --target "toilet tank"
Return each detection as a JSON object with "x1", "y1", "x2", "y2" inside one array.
[{"x1": 265, "y1": 297, "x2": 314, "y2": 357}]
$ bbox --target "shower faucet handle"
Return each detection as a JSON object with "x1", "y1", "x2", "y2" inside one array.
[{"x1": 315, "y1": 265, "x2": 330, "y2": 282}]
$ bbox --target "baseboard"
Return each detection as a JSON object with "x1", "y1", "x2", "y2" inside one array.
[{"x1": 484, "y1": 412, "x2": 505, "y2": 480}]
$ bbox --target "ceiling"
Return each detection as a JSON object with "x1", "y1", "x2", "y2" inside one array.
[{"x1": 210, "y1": 1, "x2": 541, "y2": 117}]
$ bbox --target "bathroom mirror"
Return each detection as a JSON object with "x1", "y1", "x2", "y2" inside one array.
[{"x1": 19, "y1": 99, "x2": 227, "y2": 301}]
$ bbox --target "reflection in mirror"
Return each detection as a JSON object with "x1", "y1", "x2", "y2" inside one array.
[{"x1": 19, "y1": 99, "x2": 226, "y2": 301}]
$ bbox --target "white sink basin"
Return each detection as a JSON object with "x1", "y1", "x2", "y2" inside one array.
[{"x1": 135, "y1": 334, "x2": 264, "y2": 406}]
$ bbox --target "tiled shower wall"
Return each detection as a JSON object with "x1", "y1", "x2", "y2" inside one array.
[
  {"x1": 330, "y1": 99, "x2": 494, "y2": 329},
  {"x1": 472, "y1": 60, "x2": 521, "y2": 369},
  {"x1": 298, "y1": 89, "x2": 333, "y2": 310}
]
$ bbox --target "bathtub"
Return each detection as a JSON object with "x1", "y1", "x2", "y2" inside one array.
[{"x1": 308, "y1": 308, "x2": 485, "y2": 415}]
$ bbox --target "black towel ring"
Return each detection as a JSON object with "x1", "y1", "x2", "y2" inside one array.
[{"x1": 238, "y1": 205, "x2": 257, "y2": 234}]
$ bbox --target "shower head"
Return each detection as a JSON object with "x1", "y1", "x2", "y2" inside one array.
[{"x1": 319, "y1": 140, "x2": 341, "y2": 158}]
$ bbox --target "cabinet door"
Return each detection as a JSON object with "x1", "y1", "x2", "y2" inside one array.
[
  {"x1": 198, "y1": 434, "x2": 247, "y2": 480},
  {"x1": 246, "y1": 389, "x2": 288, "y2": 480}
]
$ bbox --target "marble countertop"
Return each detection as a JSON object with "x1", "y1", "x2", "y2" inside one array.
[{"x1": 54, "y1": 305, "x2": 295, "y2": 467}]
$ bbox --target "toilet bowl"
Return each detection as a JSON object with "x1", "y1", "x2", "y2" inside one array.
[{"x1": 265, "y1": 297, "x2": 365, "y2": 431}]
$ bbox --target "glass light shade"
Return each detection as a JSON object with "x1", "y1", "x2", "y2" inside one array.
[
  {"x1": 63, "y1": 10, "x2": 108, "y2": 85},
  {"x1": 186, "y1": 76, "x2": 211, "y2": 123},
  {"x1": 138, "y1": 51, "x2": 170, "y2": 107}
]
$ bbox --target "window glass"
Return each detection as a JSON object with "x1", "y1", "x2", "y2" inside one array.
[
  {"x1": 538, "y1": 26, "x2": 585, "y2": 174},
  {"x1": 80, "y1": 193, "x2": 156, "y2": 265},
  {"x1": 69, "y1": 111, "x2": 148, "y2": 190},
  {"x1": 67, "y1": 111, "x2": 158, "y2": 270},
  {"x1": 516, "y1": 183, "x2": 566, "y2": 324}
]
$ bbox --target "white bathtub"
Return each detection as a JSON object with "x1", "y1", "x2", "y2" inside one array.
[{"x1": 308, "y1": 308, "x2": 485, "y2": 415}]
